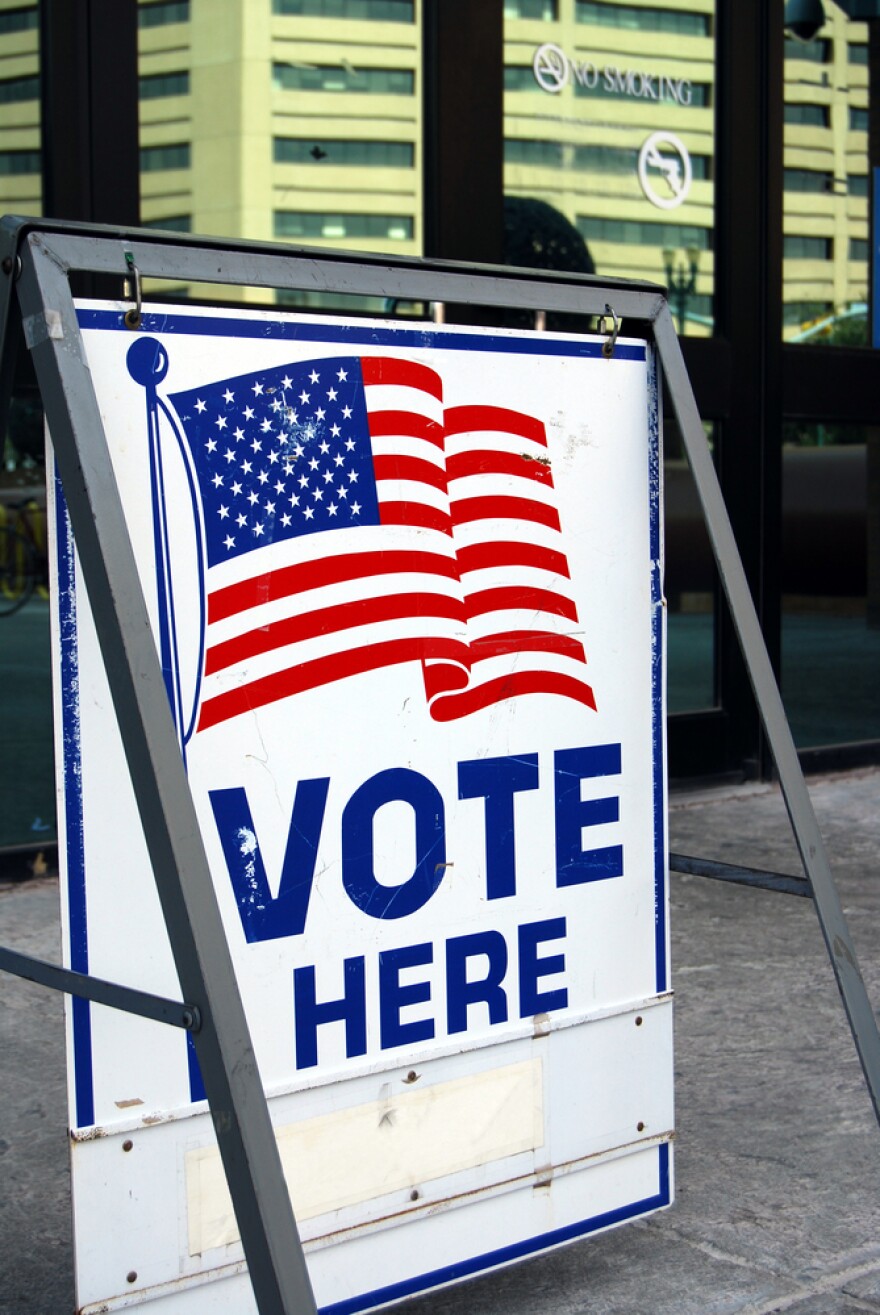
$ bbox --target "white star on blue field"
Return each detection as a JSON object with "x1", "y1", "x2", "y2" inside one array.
[{"x1": 170, "y1": 357, "x2": 381, "y2": 568}]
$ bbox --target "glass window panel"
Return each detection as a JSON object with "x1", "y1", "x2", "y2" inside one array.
[
  {"x1": 784, "y1": 103, "x2": 829, "y2": 127},
  {"x1": 784, "y1": 35, "x2": 829, "y2": 62},
  {"x1": 272, "y1": 0, "x2": 414, "y2": 19},
  {"x1": 784, "y1": 234, "x2": 832, "y2": 259},
  {"x1": 0, "y1": 74, "x2": 38, "y2": 103},
  {"x1": 0, "y1": 149, "x2": 40, "y2": 174},
  {"x1": 0, "y1": 6, "x2": 37, "y2": 35},
  {"x1": 576, "y1": 2, "x2": 711, "y2": 36},
  {"x1": 782, "y1": 423, "x2": 880, "y2": 746},
  {"x1": 274, "y1": 211, "x2": 413, "y2": 240},
  {"x1": 665, "y1": 419, "x2": 719, "y2": 712},
  {"x1": 139, "y1": 70, "x2": 189, "y2": 98},
  {"x1": 784, "y1": 167, "x2": 834, "y2": 193},
  {"x1": 273, "y1": 62, "x2": 414, "y2": 94},
  {"x1": 140, "y1": 0, "x2": 422, "y2": 280},
  {"x1": 140, "y1": 142, "x2": 190, "y2": 170},
  {"x1": 506, "y1": 1, "x2": 716, "y2": 335},
  {"x1": 0, "y1": 10, "x2": 50, "y2": 847},
  {"x1": 783, "y1": 7, "x2": 869, "y2": 346},
  {"x1": 138, "y1": 1, "x2": 190, "y2": 27},
  {"x1": 274, "y1": 137, "x2": 414, "y2": 167},
  {"x1": 142, "y1": 214, "x2": 192, "y2": 231},
  {"x1": 505, "y1": 0, "x2": 558, "y2": 18}
]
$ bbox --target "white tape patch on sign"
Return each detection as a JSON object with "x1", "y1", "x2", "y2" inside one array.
[{"x1": 50, "y1": 302, "x2": 672, "y2": 1314}]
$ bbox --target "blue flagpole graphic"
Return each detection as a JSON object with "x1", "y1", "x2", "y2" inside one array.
[{"x1": 127, "y1": 337, "x2": 206, "y2": 766}]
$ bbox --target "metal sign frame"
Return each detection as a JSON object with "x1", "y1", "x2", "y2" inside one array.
[{"x1": 0, "y1": 215, "x2": 878, "y2": 1315}]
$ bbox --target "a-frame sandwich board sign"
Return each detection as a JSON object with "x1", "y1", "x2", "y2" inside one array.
[{"x1": 0, "y1": 216, "x2": 877, "y2": 1315}]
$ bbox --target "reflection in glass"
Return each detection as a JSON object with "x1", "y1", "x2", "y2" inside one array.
[
  {"x1": 783, "y1": 8, "x2": 870, "y2": 345},
  {"x1": 0, "y1": 10, "x2": 53, "y2": 848},
  {"x1": 504, "y1": 0, "x2": 716, "y2": 335},
  {"x1": 138, "y1": 0, "x2": 423, "y2": 305},
  {"x1": 664, "y1": 421, "x2": 717, "y2": 713},
  {"x1": 782, "y1": 424, "x2": 880, "y2": 746}
]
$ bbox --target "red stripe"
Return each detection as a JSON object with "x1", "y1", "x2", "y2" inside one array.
[
  {"x1": 208, "y1": 549, "x2": 459, "y2": 623},
  {"x1": 198, "y1": 636, "x2": 469, "y2": 731},
  {"x1": 361, "y1": 357, "x2": 444, "y2": 400},
  {"x1": 450, "y1": 495, "x2": 560, "y2": 531},
  {"x1": 379, "y1": 502, "x2": 453, "y2": 534},
  {"x1": 444, "y1": 405, "x2": 547, "y2": 446},
  {"x1": 464, "y1": 587, "x2": 578, "y2": 623},
  {"x1": 447, "y1": 450, "x2": 554, "y2": 486},
  {"x1": 429, "y1": 671, "x2": 597, "y2": 722},
  {"x1": 374, "y1": 454, "x2": 447, "y2": 492},
  {"x1": 455, "y1": 540, "x2": 571, "y2": 579},
  {"x1": 368, "y1": 411, "x2": 444, "y2": 448},
  {"x1": 206, "y1": 592, "x2": 466, "y2": 676},
  {"x1": 467, "y1": 631, "x2": 587, "y2": 662}
]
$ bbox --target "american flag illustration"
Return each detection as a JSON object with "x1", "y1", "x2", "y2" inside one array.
[{"x1": 149, "y1": 349, "x2": 596, "y2": 735}]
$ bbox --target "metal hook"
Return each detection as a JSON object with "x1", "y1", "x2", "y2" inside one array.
[
  {"x1": 123, "y1": 250, "x2": 142, "y2": 330},
  {"x1": 599, "y1": 303, "x2": 621, "y2": 358}
]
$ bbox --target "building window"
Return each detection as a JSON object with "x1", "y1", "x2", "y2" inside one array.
[
  {"x1": 504, "y1": 0, "x2": 557, "y2": 17},
  {"x1": 577, "y1": 215, "x2": 712, "y2": 250},
  {"x1": 504, "y1": 139, "x2": 564, "y2": 167},
  {"x1": 575, "y1": 2, "x2": 711, "y2": 37},
  {"x1": 140, "y1": 143, "x2": 191, "y2": 171},
  {"x1": 575, "y1": 143, "x2": 710, "y2": 178},
  {"x1": 272, "y1": 63, "x2": 414, "y2": 94},
  {"x1": 784, "y1": 36, "x2": 829, "y2": 63},
  {"x1": 848, "y1": 174, "x2": 869, "y2": 197},
  {"x1": 848, "y1": 42, "x2": 868, "y2": 65},
  {"x1": 274, "y1": 138, "x2": 414, "y2": 167},
  {"x1": 272, "y1": 0, "x2": 415, "y2": 19},
  {"x1": 784, "y1": 167, "x2": 834, "y2": 193},
  {"x1": 784, "y1": 235, "x2": 832, "y2": 260},
  {"x1": 849, "y1": 106, "x2": 869, "y2": 132},
  {"x1": 138, "y1": 1, "x2": 190, "y2": 27},
  {"x1": 506, "y1": 141, "x2": 709, "y2": 178},
  {"x1": 784, "y1": 103, "x2": 829, "y2": 128},
  {"x1": 850, "y1": 238, "x2": 869, "y2": 261},
  {"x1": 0, "y1": 149, "x2": 40, "y2": 175},
  {"x1": 505, "y1": 65, "x2": 543, "y2": 91},
  {"x1": 274, "y1": 211, "x2": 414, "y2": 240},
  {"x1": 0, "y1": 6, "x2": 37, "y2": 34},
  {"x1": 143, "y1": 215, "x2": 192, "y2": 232},
  {"x1": 0, "y1": 74, "x2": 39, "y2": 104},
  {"x1": 139, "y1": 71, "x2": 190, "y2": 99}
]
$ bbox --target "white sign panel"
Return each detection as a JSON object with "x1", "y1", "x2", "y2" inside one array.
[{"x1": 50, "y1": 303, "x2": 672, "y2": 1314}]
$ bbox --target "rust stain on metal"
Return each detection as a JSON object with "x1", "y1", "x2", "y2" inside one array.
[{"x1": 71, "y1": 1125, "x2": 107, "y2": 1142}]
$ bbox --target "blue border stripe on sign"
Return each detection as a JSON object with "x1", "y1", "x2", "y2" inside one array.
[
  {"x1": 55, "y1": 477, "x2": 95, "y2": 1129},
  {"x1": 647, "y1": 348, "x2": 668, "y2": 995},
  {"x1": 319, "y1": 1144, "x2": 671, "y2": 1315},
  {"x1": 75, "y1": 307, "x2": 647, "y2": 361}
]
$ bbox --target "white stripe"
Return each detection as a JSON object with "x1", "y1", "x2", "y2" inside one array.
[
  {"x1": 202, "y1": 613, "x2": 468, "y2": 696},
  {"x1": 364, "y1": 385, "x2": 443, "y2": 424}
]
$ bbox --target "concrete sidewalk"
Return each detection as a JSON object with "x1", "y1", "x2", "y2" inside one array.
[{"x1": 2, "y1": 770, "x2": 880, "y2": 1315}]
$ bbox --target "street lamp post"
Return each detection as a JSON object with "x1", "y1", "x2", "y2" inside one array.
[{"x1": 662, "y1": 245, "x2": 700, "y2": 334}]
